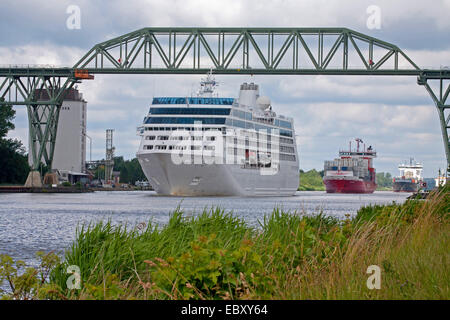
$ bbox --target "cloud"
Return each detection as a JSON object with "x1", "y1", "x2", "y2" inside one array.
[
  {"x1": 2, "y1": 0, "x2": 450, "y2": 49},
  {"x1": 0, "y1": 44, "x2": 84, "y2": 66}
]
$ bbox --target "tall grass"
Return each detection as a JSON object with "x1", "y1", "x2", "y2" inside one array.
[
  {"x1": 51, "y1": 207, "x2": 251, "y2": 294},
  {"x1": 46, "y1": 186, "x2": 449, "y2": 300}
]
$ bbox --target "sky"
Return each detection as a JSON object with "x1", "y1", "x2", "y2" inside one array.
[{"x1": 2, "y1": 0, "x2": 450, "y2": 177}]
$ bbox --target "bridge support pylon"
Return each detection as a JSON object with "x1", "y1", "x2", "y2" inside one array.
[
  {"x1": 418, "y1": 75, "x2": 450, "y2": 176},
  {"x1": 27, "y1": 102, "x2": 62, "y2": 173}
]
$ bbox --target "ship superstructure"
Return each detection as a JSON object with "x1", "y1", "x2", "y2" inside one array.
[
  {"x1": 393, "y1": 158, "x2": 423, "y2": 192},
  {"x1": 136, "y1": 72, "x2": 299, "y2": 196},
  {"x1": 323, "y1": 138, "x2": 377, "y2": 193}
]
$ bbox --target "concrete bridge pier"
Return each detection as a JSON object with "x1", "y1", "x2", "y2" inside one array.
[{"x1": 24, "y1": 171, "x2": 43, "y2": 188}]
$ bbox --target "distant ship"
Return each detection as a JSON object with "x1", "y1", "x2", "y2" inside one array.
[
  {"x1": 136, "y1": 72, "x2": 299, "y2": 196},
  {"x1": 323, "y1": 138, "x2": 377, "y2": 193},
  {"x1": 392, "y1": 158, "x2": 423, "y2": 192},
  {"x1": 434, "y1": 169, "x2": 447, "y2": 188}
]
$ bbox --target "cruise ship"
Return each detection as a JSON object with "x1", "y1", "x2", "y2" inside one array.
[{"x1": 136, "y1": 72, "x2": 299, "y2": 196}]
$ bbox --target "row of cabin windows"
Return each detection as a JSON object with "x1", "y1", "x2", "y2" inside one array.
[
  {"x1": 149, "y1": 108, "x2": 231, "y2": 115},
  {"x1": 280, "y1": 137, "x2": 294, "y2": 144},
  {"x1": 280, "y1": 154, "x2": 296, "y2": 161},
  {"x1": 145, "y1": 137, "x2": 289, "y2": 148},
  {"x1": 224, "y1": 147, "x2": 297, "y2": 162},
  {"x1": 145, "y1": 140, "x2": 283, "y2": 152},
  {"x1": 152, "y1": 97, "x2": 234, "y2": 105},
  {"x1": 275, "y1": 119, "x2": 292, "y2": 129},
  {"x1": 143, "y1": 124, "x2": 292, "y2": 138},
  {"x1": 224, "y1": 118, "x2": 293, "y2": 137},
  {"x1": 280, "y1": 145, "x2": 295, "y2": 154},
  {"x1": 144, "y1": 145, "x2": 215, "y2": 151},
  {"x1": 145, "y1": 116, "x2": 292, "y2": 136},
  {"x1": 144, "y1": 135, "x2": 289, "y2": 151},
  {"x1": 231, "y1": 109, "x2": 292, "y2": 129},
  {"x1": 144, "y1": 144, "x2": 290, "y2": 155},
  {"x1": 145, "y1": 135, "x2": 216, "y2": 141},
  {"x1": 146, "y1": 108, "x2": 291, "y2": 130},
  {"x1": 143, "y1": 141, "x2": 291, "y2": 157},
  {"x1": 146, "y1": 117, "x2": 226, "y2": 125},
  {"x1": 144, "y1": 127, "x2": 223, "y2": 131},
  {"x1": 229, "y1": 135, "x2": 293, "y2": 145},
  {"x1": 232, "y1": 109, "x2": 253, "y2": 121},
  {"x1": 143, "y1": 145, "x2": 295, "y2": 162}
]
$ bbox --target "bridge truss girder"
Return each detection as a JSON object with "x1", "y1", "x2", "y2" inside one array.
[{"x1": 74, "y1": 27, "x2": 420, "y2": 74}]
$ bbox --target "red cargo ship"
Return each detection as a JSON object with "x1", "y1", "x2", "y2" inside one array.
[{"x1": 323, "y1": 138, "x2": 377, "y2": 193}]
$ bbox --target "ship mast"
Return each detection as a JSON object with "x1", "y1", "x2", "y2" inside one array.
[
  {"x1": 355, "y1": 138, "x2": 363, "y2": 152},
  {"x1": 197, "y1": 69, "x2": 218, "y2": 97}
]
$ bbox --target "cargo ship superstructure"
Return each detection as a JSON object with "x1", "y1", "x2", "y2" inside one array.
[
  {"x1": 136, "y1": 72, "x2": 299, "y2": 196},
  {"x1": 392, "y1": 158, "x2": 423, "y2": 192},
  {"x1": 323, "y1": 138, "x2": 377, "y2": 193}
]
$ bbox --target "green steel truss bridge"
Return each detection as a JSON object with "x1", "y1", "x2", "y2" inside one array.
[{"x1": 0, "y1": 27, "x2": 449, "y2": 180}]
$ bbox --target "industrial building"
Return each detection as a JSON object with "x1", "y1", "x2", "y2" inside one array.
[{"x1": 29, "y1": 88, "x2": 87, "y2": 180}]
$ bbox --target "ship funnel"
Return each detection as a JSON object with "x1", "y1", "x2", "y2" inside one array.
[{"x1": 239, "y1": 82, "x2": 259, "y2": 107}]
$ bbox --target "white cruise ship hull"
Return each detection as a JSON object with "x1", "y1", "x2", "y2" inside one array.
[{"x1": 137, "y1": 152, "x2": 298, "y2": 196}]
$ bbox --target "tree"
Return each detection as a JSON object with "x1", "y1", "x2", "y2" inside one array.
[
  {"x1": 0, "y1": 105, "x2": 16, "y2": 140},
  {"x1": 94, "y1": 165, "x2": 105, "y2": 180},
  {"x1": 0, "y1": 140, "x2": 30, "y2": 184},
  {"x1": 120, "y1": 166, "x2": 130, "y2": 183},
  {"x1": 129, "y1": 158, "x2": 146, "y2": 183},
  {"x1": 298, "y1": 169, "x2": 326, "y2": 191},
  {"x1": 0, "y1": 105, "x2": 30, "y2": 184},
  {"x1": 111, "y1": 157, "x2": 146, "y2": 184},
  {"x1": 376, "y1": 172, "x2": 393, "y2": 188},
  {"x1": 0, "y1": 104, "x2": 15, "y2": 140}
]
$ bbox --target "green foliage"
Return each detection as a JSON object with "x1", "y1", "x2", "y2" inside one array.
[
  {"x1": 258, "y1": 209, "x2": 347, "y2": 281},
  {"x1": 0, "y1": 105, "x2": 30, "y2": 184},
  {"x1": 355, "y1": 185, "x2": 449, "y2": 227},
  {"x1": 0, "y1": 104, "x2": 15, "y2": 139},
  {"x1": 0, "y1": 139, "x2": 30, "y2": 184},
  {"x1": 376, "y1": 172, "x2": 393, "y2": 190},
  {"x1": 50, "y1": 208, "x2": 250, "y2": 294},
  {"x1": 92, "y1": 156, "x2": 145, "y2": 184},
  {"x1": 83, "y1": 272, "x2": 125, "y2": 300},
  {"x1": 49, "y1": 207, "x2": 353, "y2": 299},
  {"x1": 93, "y1": 165, "x2": 105, "y2": 180},
  {"x1": 0, "y1": 252, "x2": 61, "y2": 300},
  {"x1": 144, "y1": 234, "x2": 264, "y2": 299},
  {"x1": 62, "y1": 181, "x2": 72, "y2": 187},
  {"x1": 114, "y1": 156, "x2": 146, "y2": 184},
  {"x1": 298, "y1": 169, "x2": 325, "y2": 191}
]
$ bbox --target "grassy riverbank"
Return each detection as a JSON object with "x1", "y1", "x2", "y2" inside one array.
[{"x1": 1, "y1": 186, "x2": 448, "y2": 300}]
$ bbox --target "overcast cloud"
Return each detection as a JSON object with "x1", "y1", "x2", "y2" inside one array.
[{"x1": 2, "y1": 0, "x2": 450, "y2": 177}]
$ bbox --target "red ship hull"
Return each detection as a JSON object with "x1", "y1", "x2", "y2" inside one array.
[{"x1": 324, "y1": 179, "x2": 377, "y2": 194}]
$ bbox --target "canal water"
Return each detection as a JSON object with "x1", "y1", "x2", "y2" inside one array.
[{"x1": 0, "y1": 191, "x2": 410, "y2": 269}]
